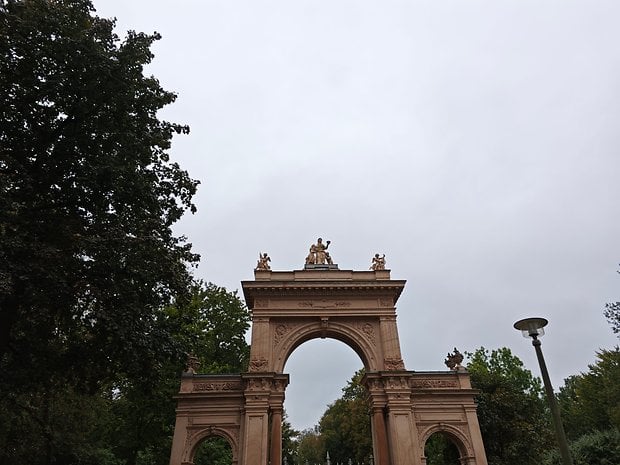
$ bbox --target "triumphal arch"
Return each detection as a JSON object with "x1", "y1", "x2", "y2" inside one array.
[{"x1": 169, "y1": 239, "x2": 488, "y2": 465}]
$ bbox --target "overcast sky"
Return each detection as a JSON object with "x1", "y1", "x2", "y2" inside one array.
[{"x1": 95, "y1": 0, "x2": 620, "y2": 432}]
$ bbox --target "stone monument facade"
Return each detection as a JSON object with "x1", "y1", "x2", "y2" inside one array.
[{"x1": 169, "y1": 245, "x2": 488, "y2": 465}]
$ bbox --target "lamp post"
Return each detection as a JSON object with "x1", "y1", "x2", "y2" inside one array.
[{"x1": 513, "y1": 317, "x2": 573, "y2": 465}]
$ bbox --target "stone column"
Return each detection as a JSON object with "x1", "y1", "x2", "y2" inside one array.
[
  {"x1": 269, "y1": 375, "x2": 289, "y2": 465},
  {"x1": 270, "y1": 407, "x2": 283, "y2": 465},
  {"x1": 168, "y1": 415, "x2": 189, "y2": 465},
  {"x1": 463, "y1": 408, "x2": 488, "y2": 465},
  {"x1": 384, "y1": 373, "x2": 422, "y2": 465},
  {"x1": 362, "y1": 373, "x2": 391, "y2": 465},
  {"x1": 241, "y1": 375, "x2": 272, "y2": 465},
  {"x1": 370, "y1": 406, "x2": 391, "y2": 465}
]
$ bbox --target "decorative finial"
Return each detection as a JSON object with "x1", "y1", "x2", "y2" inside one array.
[
  {"x1": 184, "y1": 353, "x2": 200, "y2": 374},
  {"x1": 255, "y1": 252, "x2": 271, "y2": 270},
  {"x1": 370, "y1": 253, "x2": 386, "y2": 270},
  {"x1": 444, "y1": 348, "x2": 464, "y2": 371}
]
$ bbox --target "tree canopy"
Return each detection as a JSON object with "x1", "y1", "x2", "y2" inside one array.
[
  {"x1": 1, "y1": 0, "x2": 198, "y2": 390},
  {"x1": 604, "y1": 266, "x2": 620, "y2": 336},
  {"x1": 558, "y1": 348, "x2": 620, "y2": 439},
  {"x1": 466, "y1": 347, "x2": 553, "y2": 465},
  {"x1": 0, "y1": 1, "x2": 231, "y2": 463},
  {"x1": 293, "y1": 369, "x2": 372, "y2": 465}
]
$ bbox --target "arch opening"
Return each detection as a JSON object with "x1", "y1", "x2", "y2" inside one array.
[
  {"x1": 276, "y1": 321, "x2": 377, "y2": 374},
  {"x1": 191, "y1": 435, "x2": 233, "y2": 465},
  {"x1": 424, "y1": 431, "x2": 463, "y2": 465},
  {"x1": 283, "y1": 338, "x2": 372, "y2": 464}
]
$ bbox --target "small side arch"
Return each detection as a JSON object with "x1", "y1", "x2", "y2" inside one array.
[
  {"x1": 273, "y1": 320, "x2": 381, "y2": 373},
  {"x1": 182, "y1": 427, "x2": 239, "y2": 465},
  {"x1": 421, "y1": 424, "x2": 474, "y2": 462}
]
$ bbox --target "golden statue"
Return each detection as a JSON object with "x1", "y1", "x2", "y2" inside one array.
[
  {"x1": 370, "y1": 253, "x2": 386, "y2": 271},
  {"x1": 305, "y1": 238, "x2": 331, "y2": 265},
  {"x1": 255, "y1": 252, "x2": 271, "y2": 270}
]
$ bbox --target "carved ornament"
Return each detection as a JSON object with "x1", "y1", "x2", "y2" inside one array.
[
  {"x1": 298, "y1": 300, "x2": 351, "y2": 309},
  {"x1": 444, "y1": 347, "x2": 464, "y2": 371},
  {"x1": 248, "y1": 358, "x2": 268, "y2": 372},
  {"x1": 410, "y1": 379, "x2": 459, "y2": 389},
  {"x1": 245, "y1": 377, "x2": 272, "y2": 391},
  {"x1": 384, "y1": 358, "x2": 405, "y2": 370},
  {"x1": 385, "y1": 376, "x2": 410, "y2": 390},
  {"x1": 273, "y1": 323, "x2": 292, "y2": 346},
  {"x1": 356, "y1": 321, "x2": 376, "y2": 346},
  {"x1": 193, "y1": 382, "x2": 242, "y2": 392}
]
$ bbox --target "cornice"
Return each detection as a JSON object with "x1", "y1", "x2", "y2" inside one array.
[{"x1": 242, "y1": 277, "x2": 406, "y2": 308}]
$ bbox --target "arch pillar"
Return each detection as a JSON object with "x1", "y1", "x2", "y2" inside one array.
[
  {"x1": 240, "y1": 373, "x2": 289, "y2": 465},
  {"x1": 383, "y1": 373, "x2": 423, "y2": 465},
  {"x1": 365, "y1": 376, "x2": 390, "y2": 465}
]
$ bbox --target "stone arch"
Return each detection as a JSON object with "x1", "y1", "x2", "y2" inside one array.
[
  {"x1": 420, "y1": 424, "x2": 474, "y2": 462},
  {"x1": 171, "y1": 268, "x2": 488, "y2": 465},
  {"x1": 274, "y1": 320, "x2": 380, "y2": 373},
  {"x1": 183, "y1": 427, "x2": 239, "y2": 465}
]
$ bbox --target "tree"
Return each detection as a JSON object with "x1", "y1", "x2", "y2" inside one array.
[
  {"x1": 605, "y1": 302, "x2": 620, "y2": 335},
  {"x1": 296, "y1": 427, "x2": 324, "y2": 465},
  {"x1": 424, "y1": 433, "x2": 460, "y2": 465},
  {"x1": 544, "y1": 428, "x2": 620, "y2": 465},
  {"x1": 557, "y1": 348, "x2": 620, "y2": 440},
  {"x1": 281, "y1": 412, "x2": 300, "y2": 465},
  {"x1": 1, "y1": 0, "x2": 198, "y2": 387},
  {"x1": 0, "y1": 1, "x2": 201, "y2": 462},
  {"x1": 168, "y1": 282, "x2": 251, "y2": 374},
  {"x1": 318, "y1": 369, "x2": 372, "y2": 464},
  {"x1": 101, "y1": 282, "x2": 251, "y2": 465},
  {"x1": 603, "y1": 265, "x2": 620, "y2": 336},
  {"x1": 466, "y1": 347, "x2": 554, "y2": 465},
  {"x1": 193, "y1": 437, "x2": 233, "y2": 465}
]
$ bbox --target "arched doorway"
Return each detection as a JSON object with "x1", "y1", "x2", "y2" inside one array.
[
  {"x1": 284, "y1": 339, "x2": 372, "y2": 465},
  {"x1": 193, "y1": 436, "x2": 233, "y2": 465},
  {"x1": 424, "y1": 432, "x2": 461, "y2": 465}
]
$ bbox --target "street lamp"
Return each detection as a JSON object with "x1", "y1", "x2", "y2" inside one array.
[{"x1": 513, "y1": 317, "x2": 573, "y2": 465}]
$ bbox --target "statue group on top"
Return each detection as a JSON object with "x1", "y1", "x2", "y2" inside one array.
[
  {"x1": 305, "y1": 237, "x2": 333, "y2": 265},
  {"x1": 254, "y1": 239, "x2": 388, "y2": 272}
]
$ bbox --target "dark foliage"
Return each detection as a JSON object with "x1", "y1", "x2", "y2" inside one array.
[
  {"x1": 466, "y1": 347, "x2": 554, "y2": 465},
  {"x1": 0, "y1": 1, "x2": 213, "y2": 463}
]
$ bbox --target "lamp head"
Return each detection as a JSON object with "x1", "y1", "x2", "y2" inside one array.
[{"x1": 514, "y1": 317, "x2": 548, "y2": 339}]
